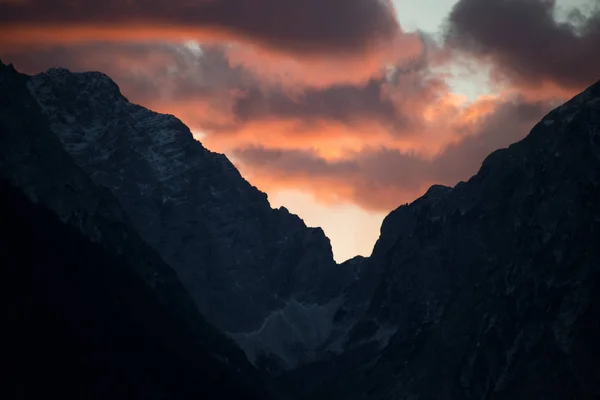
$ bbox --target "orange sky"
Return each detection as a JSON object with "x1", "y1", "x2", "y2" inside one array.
[{"x1": 1, "y1": 0, "x2": 598, "y2": 261}]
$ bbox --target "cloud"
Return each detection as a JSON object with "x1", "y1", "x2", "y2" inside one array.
[
  {"x1": 231, "y1": 79, "x2": 406, "y2": 129},
  {"x1": 0, "y1": 0, "x2": 402, "y2": 57},
  {"x1": 194, "y1": 54, "x2": 468, "y2": 158},
  {"x1": 221, "y1": 32, "x2": 424, "y2": 88},
  {"x1": 445, "y1": 0, "x2": 600, "y2": 91},
  {"x1": 232, "y1": 97, "x2": 553, "y2": 210}
]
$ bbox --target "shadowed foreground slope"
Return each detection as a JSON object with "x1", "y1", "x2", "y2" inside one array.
[{"x1": 2, "y1": 178, "x2": 280, "y2": 400}]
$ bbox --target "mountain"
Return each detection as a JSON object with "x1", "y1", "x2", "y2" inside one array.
[
  {"x1": 4, "y1": 56, "x2": 599, "y2": 399},
  {"x1": 0, "y1": 61, "x2": 282, "y2": 399},
  {"x1": 300, "y1": 79, "x2": 600, "y2": 398},
  {"x1": 2, "y1": 178, "x2": 283, "y2": 400},
  {"x1": 2, "y1": 61, "x2": 371, "y2": 372}
]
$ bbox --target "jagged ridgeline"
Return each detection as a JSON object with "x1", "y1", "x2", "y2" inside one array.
[
  {"x1": 2, "y1": 56, "x2": 600, "y2": 400},
  {"x1": 0, "y1": 61, "x2": 283, "y2": 400},
  {"x1": 16, "y1": 62, "x2": 374, "y2": 373},
  {"x1": 287, "y1": 79, "x2": 600, "y2": 399}
]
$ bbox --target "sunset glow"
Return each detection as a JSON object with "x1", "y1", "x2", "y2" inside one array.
[{"x1": 1, "y1": 0, "x2": 597, "y2": 261}]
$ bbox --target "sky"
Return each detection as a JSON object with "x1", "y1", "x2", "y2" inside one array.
[{"x1": 1, "y1": 0, "x2": 599, "y2": 262}]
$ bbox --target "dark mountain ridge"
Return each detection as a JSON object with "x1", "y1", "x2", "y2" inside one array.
[
  {"x1": 20, "y1": 63, "x2": 373, "y2": 371},
  {"x1": 3, "y1": 57, "x2": 600, "y2": 399},
  {"x1": 288, "y1": 78, "x2": 600, "y2": 399},
  {"x1": 0, "y1": 60, "x2": 282, "y2": 400}
]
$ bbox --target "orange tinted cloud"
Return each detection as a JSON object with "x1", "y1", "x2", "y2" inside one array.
[
  {"x1": 0, "y1": 0, "x2": 430, "y2": 90},
  {"x1": 223, "y1": 32, "x2": 424, "y2": 88},
  {"x1": 200, "y1": 87, "x2": 505, "y2": 160},
  {"x1": 1, "y1": 17, "x2": 588, "y2": 213},
  {"x1": 0, "y1": 33, "x2": 423, "y2": 93},
  {"x1": 3, "y1": 41, "x2": 453, "y2": 148},
  {"x1": 232, "y1": 96, "x2": 554, "y2": 210},
  {"x1": 0, "y1": 0, "x2": 400, "y2": 58}
]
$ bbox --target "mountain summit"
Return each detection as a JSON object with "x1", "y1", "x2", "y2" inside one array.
[
  {"x1": 0, "y1": 59, "x2": 281, "y2": 400},
  {"x1": 19, "y1": 63, "x2": 370, "y2": 371}
]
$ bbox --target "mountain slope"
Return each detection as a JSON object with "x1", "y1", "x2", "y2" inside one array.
[
  {"x1": 6, "y1": 56, "x2": 599, "y2": 399},
  {"x1": 22, "y1": 64, "x2": 364, "y2": 370},
  {"x1": 2, "y1": 179, "x2": 278, "y2": 400},
  {"x1": 0, "y1": 61, "x2": 281, "y2": 399},
  {"x1": 312, "y1": 79, "x2": 600, "y2": 399}
]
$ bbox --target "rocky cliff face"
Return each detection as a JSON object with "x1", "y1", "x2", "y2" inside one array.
[
  {"x1": 310, "y1": 79, "x2": 600, "y2": 399},
  {"x1": 0, "y1": 61, "x2": 282, "y2": 400},
  {"x1": 22, "y1": 65, "x2": 360, "y2": 370}
]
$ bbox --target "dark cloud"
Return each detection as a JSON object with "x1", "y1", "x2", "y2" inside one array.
[
  {"x1": 0, "y1": 0, "x2": 399, "y2": 56},
  {"x1": 445, "y1": 0, "x2": 600, "y2": 90},
  {"x1": 231, "y1": 79, "x2": 407, "y2": 129},
  {"x1": 226, "y1": 51, "x2": 444, "y2": 133},
  {"x1": 234, "y1": 97, "x2": 553, "y2": 210}
]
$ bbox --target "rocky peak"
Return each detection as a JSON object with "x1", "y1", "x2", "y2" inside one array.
[
  {"x1": 0, "y1": 64, "x2": 285, "y2": 398},
  {"x1": 46, "y1": 67, "x2": 126, "y2": 96},
  {"x1": 25, "y1": 66, "x2": 355, "y2": 370},
  {"x1": 0, "y1": 57, "x2": 262, "y2": 380}
]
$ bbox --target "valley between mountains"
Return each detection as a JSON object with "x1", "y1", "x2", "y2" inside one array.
[{"x1": 2, "y1": 60, "x2": 599, "y2": 399}]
